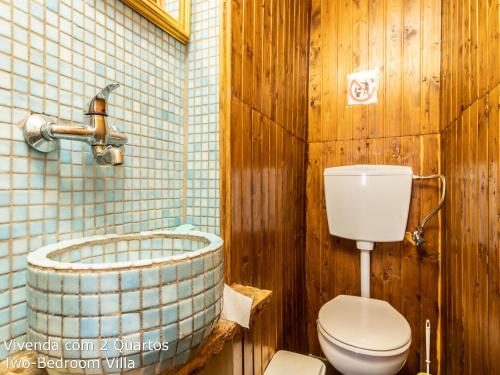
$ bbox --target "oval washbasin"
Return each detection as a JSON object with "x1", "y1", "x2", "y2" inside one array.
[{"x1": 26, "y1": 230, "x2": 224, "y2": 375}]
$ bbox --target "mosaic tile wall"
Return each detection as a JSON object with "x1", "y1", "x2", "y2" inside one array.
[
  {"x1": 185, "y1": 0, "x2": 219, "y2": 234},
  {"x1": 0, "y1": 0, "x2": 220, "y2": 360}
]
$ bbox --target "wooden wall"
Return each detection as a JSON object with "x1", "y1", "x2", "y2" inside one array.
[
  {"x1": 440, "y1": 0, "x2": 500, "y2": 373},
  {"x1": 220, "y1": 0, "x2": 311, "y2": 371},
  {"x1": 306, "y1": 1, "x2": 442, "y2": 374}
]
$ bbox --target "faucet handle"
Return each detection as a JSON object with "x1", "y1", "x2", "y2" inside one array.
[{"x1": 84, "y1": 82, "x2": 120, "y2": 115}]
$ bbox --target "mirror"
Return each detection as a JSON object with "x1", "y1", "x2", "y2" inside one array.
[{"x1": 121, "y1": 0, "x2": 190, "y2": 44}]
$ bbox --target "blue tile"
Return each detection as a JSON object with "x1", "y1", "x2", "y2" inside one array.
[
  {"x1": 47, "y1": 315, "x2": 62, "y2": 336},
  {"x1": 101, "y1": 337, "x2": 121, "y2": 358},
  {"x1": 100, "y1": 316, "x2": 119, "y2": 337},
  {"x1": 179, "y1": 318, "x2": 193, "y2": 339},
  {"x1": 46, "y1": 0, "x2": 58, "y2": 12},
  {"x1": 177, "y1": 262, "x2": 191, "y2": 280},
  {"x1": 47, "y1": 294, "x2": 62, "y2": 314},
  {"x1": 161, "y1": 264, "x2": 176, "y2": 283},
  {"x1": 121, "y1": 313, "x2": 140, "y2": 335},
  {"x1": 62, "y1": 295, "x2": 79, "y2": 315},
  {"x1": 121, "y1": 291, "x2": 140, "y2": 312},
  {"x1": 194, "y1": 312, "x2": 205, "y2": 331},
  {"x1": 81, "y1": 295, "x2": 99, "y2": 316},
  {"x1": 144, "y1": 329, "x2": 160, "y2": 346},
  {"x1": 142, "y1": 350, "x2": 160, "y2": 365},
  {"x1": 100, "y1": 294, "x2": 119, "y2": 315},
  {"x1": 80, "y1": 317, "x2": 99, "y2": 338},
  {"x1": 142, "y1": 268, "x2": 159, "y2": 287},
  {"x1": 80, "y1": 273, "x2": 98, "y2": 293},
  {"x1": 121, "y1": 270, "x2": 140, "y2": 290},
  {"x1": 81, "y1": 339, "x2": 100, "y2": 359},
  {"x1": 178, "y1": 280, "x2": 192, "y2": 299},
  {"x1": 162, "y1": 284, "x2": 178, "y2": 304},
  {"x1": 142, "y1": 308, "x2": 160, "y2": 329},
  {"x1": 179, "y1": 299, "x2": 192, "y2": 320},
  {"x1": 100, "y1": 272, "x2": 119, "y2": 292},
  {"x1": 142, "y1": 288, "x2": 159, "y2": 309},
  {"x1": 63, "y1": 317, "x2": 79, "y2": 338},
  {"x1": 162, "y1": 324, "x2": 177, "y2": 343},
  {"x1": 193, "y1": 275, "x2": 204, "y2": 294},
  {"x1": 62, "y1": 273, "x2": 79, "y2": 294},
  {"x1": 161, "y1": 304, "x2": 178, "y2": 325}
]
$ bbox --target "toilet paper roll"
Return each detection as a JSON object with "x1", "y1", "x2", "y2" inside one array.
[{"x1": 220, "y1": 284, "x2": 253, "y2": 329}]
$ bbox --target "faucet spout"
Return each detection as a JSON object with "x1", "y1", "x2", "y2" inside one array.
[
  {"x1": 92, "y1": 145, "x2": 124, "y2": 166},
  {"x1": 23, "y1": 83, "x2": 128, "y2": 166}
]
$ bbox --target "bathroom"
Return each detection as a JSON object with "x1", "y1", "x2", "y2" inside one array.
[{"x1": 0, "y1": 0, "x2": 498, "y2": 374}]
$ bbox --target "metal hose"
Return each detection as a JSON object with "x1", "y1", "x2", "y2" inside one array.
[{"x1": 411, "y1": 174, "x2": 446, "y2": 245}]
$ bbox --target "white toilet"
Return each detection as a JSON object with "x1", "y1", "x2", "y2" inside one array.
[
  {"x1": 318, "y1": 165, "x2": 414, "y2": 375},
  {"x1": 265, "y1": 165, "x2": 414, "y2": 375}
]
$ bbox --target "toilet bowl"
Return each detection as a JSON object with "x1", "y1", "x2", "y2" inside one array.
[{"x1": 317, "y1": 295, "x2": 411, "y2": 375}]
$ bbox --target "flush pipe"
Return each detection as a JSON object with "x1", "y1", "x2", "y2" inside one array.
[{"x1": 356, "y1": 241, "x2": 374, "y2": 298}]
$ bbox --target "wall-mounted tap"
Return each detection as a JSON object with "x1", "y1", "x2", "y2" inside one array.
[{"x1": 23, "y1": 83, "x2": 127, "y2": 166}]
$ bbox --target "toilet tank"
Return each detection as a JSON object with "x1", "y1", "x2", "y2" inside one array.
[{"x1": 324, "y1": 165, "x2": 413, "y2": 245}]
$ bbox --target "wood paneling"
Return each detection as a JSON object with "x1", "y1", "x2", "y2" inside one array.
[
  {"x1": 440, "y1": 0, "x2": 500, "y2": 373},
  {"x1": 306, "y1": 1, "x2": 441, "y2": 374},
  {"x1": 221, "y1": 0, "x2": 311, "y2": 369}
]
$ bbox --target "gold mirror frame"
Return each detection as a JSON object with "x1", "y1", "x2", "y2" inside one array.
[{"x1": 121, "y1": 0, "x2": 190, "y2": 44}]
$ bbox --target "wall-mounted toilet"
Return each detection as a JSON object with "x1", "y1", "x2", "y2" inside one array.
[{"x1": 319, "y1": 165, "x2": 414, "y2": 375}]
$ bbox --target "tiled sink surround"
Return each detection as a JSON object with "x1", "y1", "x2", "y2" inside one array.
[
  {"x1": 0, "y1": 0, "x2": 220, "y2": 361},
  {"x1": 26, "y1": 230, "x2": 224, "y2": 374}
]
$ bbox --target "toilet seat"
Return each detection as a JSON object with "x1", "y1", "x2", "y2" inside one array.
[{"x1": 318, "y1": 295, "x2": 411, "y2": 356}]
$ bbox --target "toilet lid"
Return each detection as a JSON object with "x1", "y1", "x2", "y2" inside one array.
[{"x1": 318, "y1": 295, "x2": 411, "y2": 352}]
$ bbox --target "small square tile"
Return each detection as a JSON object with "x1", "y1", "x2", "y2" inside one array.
[
  {"x1": 142, "y1": 288, "x2": 159, "y2": 309},
  {"x1": 121, "y1": 270, "x2": 140, "y2": 290},
  {"x1": 162, "y1": 284, "x2": 178, "y2": 304},
  {"x1": 122, "y1": 291, "x2": 140, "y2": 312},
  {"x1": 48, "y1": 315, "x2": 62, "y2": 336},
  {"x1": 101, "y1": 338, "x2": 121, "y2": 358},
  {"x1": 193, "y1": 258, "x2": 203, "y2": 275},
  {"x1": 193, "y1": 294, "x2": 205, "y2": 313},
  {"x1": 193, "y1": 275, "x2": 204, "y2": 294},
  {"x1": 179, "y1": 318, "x2": 193, "y2": 338},
  {"x1": 63, "y1": 339, "x2": 81, "y2": 359},
  {"x1": 100, "y1": 294, "x2": 119, "y2": 315},
  {"x1": 194, "y1": 311, "x2": 205, "y2": 331},
  {"x1": 62, "y1": 273, "x2": 79, "y2": 293},
  {"x1": 81, "y1": 339, "x2": 100, "y2": 358},
  {"x1": 81, "y1": 295, "x2": 99, "y2": 316},
  {"x1": 121, "y1": 313, "x2": 140, "y2": 335},
  {"x1": 177, "y1": 262, "x2": 191, "y2": 280},
  {"x1": 142, "y1": 350, "x2": 160, "y2": 365},
  {"x1": 178, "y1": 280, "x2": 192, "y2": 299},
  {"x1": 63, "y1": 295, "x2": 79, "y2": 315},
  {"x1": 121, "y1": 333, "x2": 142, "y2": 355},
  {"x1": 100, "y1": 272, "x2": 119, "y2": 292},
  {"x1": 142, "y1": 308, "x2": 160, "y2": 329},
  {"x1": 80, "y1": 317, "x2": 99, "y2": 338},
  {"x1": 101, "y1": 316, "x2": 119, "y2": 337},
  {"x1": 63, "y1": 317, "x2": 79, "y2": 338},
  {"x1": 179, "y1": 299, "x2": 192, "y2": 320},
  {"x1": 142, "y1": 268, "x2": 160, "y2": 287},
  {"x1": 162, "y1": 323, "x2": 178, "y2": 343},
  {"x1": 47, "y1": 294, "x2": 62, "y2": 314},
  {"x1": 161, "y1": 304, "x2": 178, "y2": 325},
  {"x1": 80, "y1": 273, "x2": 98, "y2": 293},
  {"x1": 160, "y1": 264, "x2": 176, "y2": 283},
  {"x1": 48, "y1": 272, "x2": 63, "y2": 292},
  {"x1": 144, "y1": 329, "x2": 160, "y2": 346}
]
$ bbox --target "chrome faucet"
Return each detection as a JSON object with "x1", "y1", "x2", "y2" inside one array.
[{"x1": 23, "y1": 83, "x2": 127, "y2": 166}]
